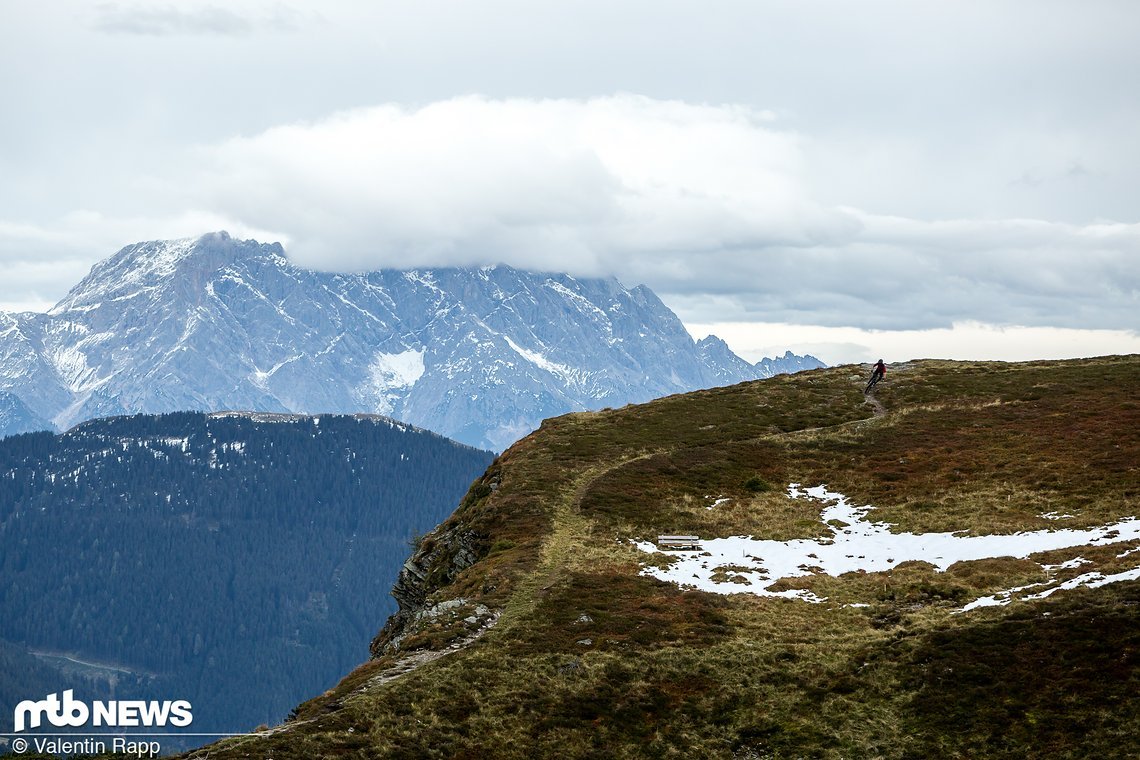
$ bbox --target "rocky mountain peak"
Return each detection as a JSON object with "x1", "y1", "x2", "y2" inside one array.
[
  {"x1": 2, "y1": 235, "x2": 825, "y2": 449},
  {"x1": 50, "y1": 232, "x2": 286, "y2": 315}
]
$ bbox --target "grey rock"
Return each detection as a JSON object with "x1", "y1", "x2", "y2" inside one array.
[
  {"x1": 558, "y1": 659, "x2": 582, "y2": 675},
  {"x1": 373, "y1": 524, "x2": 485, "y2": 657}
]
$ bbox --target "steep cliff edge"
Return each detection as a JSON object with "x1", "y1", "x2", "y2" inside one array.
[{"x1": 188, "y1": 356, "x2": 1140, "y2": 759}]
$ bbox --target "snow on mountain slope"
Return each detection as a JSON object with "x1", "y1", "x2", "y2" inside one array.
[{"x1": 0, "y1": 232, "x2": 824, "y2": 449}]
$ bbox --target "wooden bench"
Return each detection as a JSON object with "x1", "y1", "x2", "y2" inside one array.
[{"x1": 657, "y1": 535, "x2": 701, "y2": 550}]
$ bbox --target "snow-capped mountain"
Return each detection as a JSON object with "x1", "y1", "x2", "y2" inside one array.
[
  {"x1": 695, "y1": 337, "x2": 826, "y2": 383},
  {"x1": 755, "y1": 350, "x2": 827, "y2": 378},
  {"x1": 0, "y1": 232, "x2": 824, "y2": 449}
]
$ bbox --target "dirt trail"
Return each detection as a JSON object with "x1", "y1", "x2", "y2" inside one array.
[{"x1": 864, "y1": 390, "x2": 886, "y2": 417}]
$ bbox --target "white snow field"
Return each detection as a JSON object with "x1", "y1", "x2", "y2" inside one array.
[{"x1": 634, "y1": 484, "x2": 1140, "y2": 610}]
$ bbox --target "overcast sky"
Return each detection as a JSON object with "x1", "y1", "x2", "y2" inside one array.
[{"x1": 2, "y1": 0, "x2": 1138, "y2": 364}]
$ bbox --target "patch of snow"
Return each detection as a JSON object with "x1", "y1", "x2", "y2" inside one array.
[
  {"x1": 81, "y1": 330, "x2": 116, "y2": 345},
  {"x1": 370, "y1": 348, "x2": 426, "y2": 389},
  {"x1": 1041, "y1": 511, "x2": 1076, "y2": 520},
  {"x1": 544, "y1": 280, "x2": 609, "y2": 322},
  {"x1": 1042, "y1": 557, "x2": 1090, "y2": 572},
  {"x1": 634, "y1": 484, "x2": 1140, "y2": 605},
  {"x1": 66, "y1": 302, "x2": 103, "y2": 313},
  {"x1": 502, "y1": 336, "x2": 576, "y2": 382},
  {"x1": 108, "y1": 287, "x2": 157, "y2": 303},
  {"x1": 249, "y1": 355, "x2": 303, "y2": 389},
  {"x1": 208, "y1": 411, "x2": 301, "y2": 424},
  {"x1": 963, "y1": 565, "x2": 1140, "y2": 612},
  {"x1": 403, "y1": 271, "x2": 439, "y2": 289},
  {"x1": 315, "y1": 333, "x2": 347, "y2": 358},
  {"x1": 47, "y1": 345, "x2": 106, "y2": 393},
  {"x1": 958, "y1": 593, "x2": 1019, "y2": 612},
  {"x1": 54, "y1": 239, "x2": 198, "y2": 314},
  {"x1": 364, "y1": 348, "x2": 425, "y2": 414},
  {"x1": 1030, "y1": 566, "x2": 1140, "y2": 598},
  {"x1": 143, "y1": 238, "x2": 197, "y2": 280},
  {"x1": 706, "y1": 496, "x2": 731, "y2": 511}
]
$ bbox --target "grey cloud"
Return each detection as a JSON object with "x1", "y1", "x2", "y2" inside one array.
[
  {"x1": 190, "y1": 96, "x2": 838, "y2": 273},
  {"x1": 6, "y1": 92, "x2": 1133, "y2": 336},
  {"x1": 1065, "y1": 162, "x2": 1092, "y2": 179},
  {"x1": 92, "y1": 3, "x2": 305, "y2": 36},
  {"x1": 1011, "y1": 161, "x2": 1096, "y2": 188},
  {"x1": 636, "y1": 221, "x2": 1140, "y2": 333}
]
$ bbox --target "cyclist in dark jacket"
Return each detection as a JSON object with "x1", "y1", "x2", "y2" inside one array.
[{"x1": 865, "y1": 359, "x2": 886, "y2": 393}]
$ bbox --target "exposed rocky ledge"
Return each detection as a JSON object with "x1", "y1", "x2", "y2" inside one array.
[{"x1": 370, "y1": 522, "x2": 487, "y2": 658}]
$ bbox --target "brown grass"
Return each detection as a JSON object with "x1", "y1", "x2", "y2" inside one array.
[{"x1": 184, "y1": 355, "x2": 1140, "y2": 760}]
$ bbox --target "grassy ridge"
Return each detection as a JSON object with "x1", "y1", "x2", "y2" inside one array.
[{"x1": 186, "y1": 356, "x2": 1140, "y2": 759}]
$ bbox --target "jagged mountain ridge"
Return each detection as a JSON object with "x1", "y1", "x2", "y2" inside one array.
[
  {"x1": 0, "y1": 232, "x2": 823, "y2": 449},
  {"x1": 755, "y1": 349, "x2": 827, "y2": 377}
]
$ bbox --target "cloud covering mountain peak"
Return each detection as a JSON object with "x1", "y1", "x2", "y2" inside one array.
[{"x1": 1, "y1": 233, "x2": 822, "y2": 449}]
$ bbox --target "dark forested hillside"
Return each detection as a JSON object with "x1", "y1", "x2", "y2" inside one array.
[{"x1": 0, "y1": 411, "x2": 493, "y2": 741}]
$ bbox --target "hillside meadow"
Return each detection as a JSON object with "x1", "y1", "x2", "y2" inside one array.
[{"x1": 183, "y1": 357, "x2": 1139, "y2": 759}]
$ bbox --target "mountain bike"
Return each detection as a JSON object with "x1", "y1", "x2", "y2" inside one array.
[{"x1": 864, "y1": 372, "x2": 884, "y2": 394}]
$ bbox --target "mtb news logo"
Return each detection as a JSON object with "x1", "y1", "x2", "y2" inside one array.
[{"x1": 13, "y1": 690, "x2": 193, "y2": 732}]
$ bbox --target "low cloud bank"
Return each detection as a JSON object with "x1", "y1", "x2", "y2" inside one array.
[{"x1": 2, "y1": 95, "x2": 1136, "y2": 338}]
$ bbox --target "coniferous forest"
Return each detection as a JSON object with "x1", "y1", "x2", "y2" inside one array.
[{"x1": 0, "y1": 412, "x2": 493, "y2": 741}]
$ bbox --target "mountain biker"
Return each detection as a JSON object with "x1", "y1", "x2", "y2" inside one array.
[{"x1": 865, "y1": 359, "x2": 886, "y2": 393}]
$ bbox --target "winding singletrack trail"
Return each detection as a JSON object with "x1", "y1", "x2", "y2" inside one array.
[{"x1": 864, "y1": 389, "x2": 886, "y2": 417}]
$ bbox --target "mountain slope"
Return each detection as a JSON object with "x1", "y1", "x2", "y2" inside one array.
[
  {"x1": 0, "y1": 412, "x2": 493, "y2": 738},
  {"x1": 0, "y1": 391, "x2": 52, "y2": 437},
  {"x1": 188, "y1": 355, "x2": 1140, "y2": 759},
  {"x1": 0, "y1": 232, "x2": 823, "y2": 449}
]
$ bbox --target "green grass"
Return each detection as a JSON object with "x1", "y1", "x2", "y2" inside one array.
[{"x1": 183, "y1": 356, "x2": 1140, "y2": 760}]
